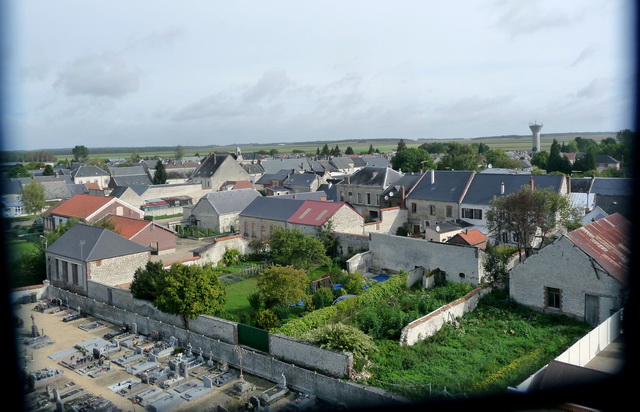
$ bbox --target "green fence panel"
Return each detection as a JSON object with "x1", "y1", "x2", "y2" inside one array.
[{"x1": 237, "y1": 323, "x2": 269, "y2": 353}]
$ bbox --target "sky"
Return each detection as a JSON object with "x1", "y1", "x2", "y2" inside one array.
[{"x1": 1, "y1": 0, "x2": 636, "y2": 152}]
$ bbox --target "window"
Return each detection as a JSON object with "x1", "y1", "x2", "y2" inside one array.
[
  {"x1": 411, "y1": 203, "x2": 417, "y2": 213},
  {"x1": 462, "y1": 208, "x2": 482, "y2": 220},
  {"x1": 72, "y1": 264, "x2": 79, "y2": 285},
  {"x1": 357, "y1": 193, "x2": 362, "y2": 204},
  {"x1": 376, "y1": 194, "x2": 380, "y2": 206},
  {"x1": 545, "y1": 287, "x2": 562, "y2": 309},
  {"x1": 429, "y1": 205, "x2": 436, "y2": 216},
  {"x1": 340, "y1": 193, "x2": 344, "y2": 202},
  {"x1": 366, "y1": 193, "x2": 371, "y2": 205},
  {"x1": 244, "y1": 222, "x2": 249, "y2": 237},
  {"x1": 446, "y1": 205, "x2": 453, "y2": 218},
  {"x1": 251, "y1": 223, "x2": 257, "y2": 238}
]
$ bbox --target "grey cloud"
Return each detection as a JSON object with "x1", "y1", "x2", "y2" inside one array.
[
  {"x1": 54, "y1": 52, "x2": 140, "y2": 98},
  {"x1": 493, "y1": 1, "x2": 579, "y2": 36},
  {"x1": 575, "y1": 77, "x2": 609, "y2": 99},
  {"x1": 435, "y1": 95, "x2": 516, "y2": 116},
  {"x1": 172, "y1": 93, "x2": 247, "y2": 121},
  {"x1": 569, "y1": 45, "x2": 597, "y2": 67},
  {"x1": 242, "y1": 69, "x2": 293, "y2": 103},
  {"x1": 123, "y1": 28, "x2": 185, "y2": 52}
]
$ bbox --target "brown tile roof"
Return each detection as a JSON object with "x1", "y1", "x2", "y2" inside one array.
[
  {"x1": 42, "y1": 194, "x2": 113, "y2": 219},
  {"x1": 456, "y1": 228, "x2": 488, "y2": 246},
  {"x1": 104, "y1": 215, "x2": 151, "y2": 239},
  {"x1": 565, "y1": 213, "x2": 630, "y2": 284},
  {"x1": 84, "y1": 182, "x2": 101, "y2": 190}
]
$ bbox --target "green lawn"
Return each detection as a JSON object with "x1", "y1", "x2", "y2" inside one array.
[
  {"x1": 7, "y1": 239, "x2": 39, "y2": 262},
  {"x1": 223, "y1": 277, "x2": 259, "y2": 317}
]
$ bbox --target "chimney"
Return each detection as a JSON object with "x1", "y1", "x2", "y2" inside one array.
[
  {"x1": 500, "y1": 182, "x2": 505, "y2": 195},
  {"x1": 430, "y1": 169, "x2": 435, "y2": 184}
]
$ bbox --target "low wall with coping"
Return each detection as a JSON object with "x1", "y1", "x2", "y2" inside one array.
[
  {"x1": 42, "y1": 285, "x2": 406, "y2": 408},
  {"x1": 400, "y1": 286, "x2": 493, "y2": 346},
  {"x1": 346, "y1": 250, "x2": 372, "y2": 274}
]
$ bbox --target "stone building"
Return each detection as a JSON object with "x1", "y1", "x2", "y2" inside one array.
[
  {"x1": 186, "y1": 188, "x2": 262, "y2": 233},
  {"x1": 336, "y1": 166, "x2": 403, "y2": 221},
  {"x1": 45, "y1": 223, "x2": 150, "y2": 295},
  {"x1": 509, "y1": 213, "x2": 629, "y2": 326},
  {"x1": 189, "y1": 153, "x2": 252, "y2": 191}
]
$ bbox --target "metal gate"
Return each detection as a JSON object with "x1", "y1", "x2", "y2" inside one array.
[{"x1": 237, "y1": 323, "x2": 269, "y2": 353}]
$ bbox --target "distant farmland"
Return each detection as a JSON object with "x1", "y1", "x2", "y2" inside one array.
[{"x1": 35, "y1": 132, "x2": 617, "y2": 160}]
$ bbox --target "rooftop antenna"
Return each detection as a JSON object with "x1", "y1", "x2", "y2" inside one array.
[{"x1": 529, "y1": 121, "x2": 543, "y2": 152}]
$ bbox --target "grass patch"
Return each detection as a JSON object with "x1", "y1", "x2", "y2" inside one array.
[{"x1": 223, "y1": 277, "x2": 259, "y2": 317}]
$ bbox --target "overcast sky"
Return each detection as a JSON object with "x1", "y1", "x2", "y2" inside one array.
[{"x1": 2, "y1": 0, "x2": 635, "y2": 151}]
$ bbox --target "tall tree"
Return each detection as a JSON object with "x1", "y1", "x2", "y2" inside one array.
[
  {"x1": 130, "y1": 261, "x2": 166, "y2": 301},
  {"x1": 257, "y1": 265, "x2": 308, "y2": 309},
  {"x1": 546, "y1": 139, "x2": 572, "y2": 174},
  {"x1": 484, "y1": 149, "x2": 520, "y2": 169},
  {"x1": 391, "y1": 147, "x2": 434, "y2": 172},
  {"x1": 345, "y1": 146, "x2": 355, "y2": 155},
  {"x1": 437, "y1": 142, "x2": 483, "y2": 171},
  {"x1": 72, "y1": 145, "x2": 89, "y2": 162},
  {"x1": 153, "y1": 160, "x2": 167, "y2": 184},
  {"x1": 367, "y1": 144, "x2": 374, "y2": 154},
  {"x1": 321, "y1": 144, "x2": 331, "y2": 157},
  {"x1": 21, "y1": 181, "x2": 46, "y2": 215},
  {"x1": 155, "y1": 263, "x2": 226, "y2": 328},
  {"x1": 396, "y1": 139, "x2": 407, "y2": 152},
  {"x1": 268, "y1": 227, "x2": 329, "y2": 269},
  {"x1": 42, "y1": 164, "x2": 55, "y2": 176},
  {"x1": 175, "y1": 145, "x2": 184, "y2": 161},
  {"x1": 8, "y1": 163, "x2": 31, "y2": 178}
]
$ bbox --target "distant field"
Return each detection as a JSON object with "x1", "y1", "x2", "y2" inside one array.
[{"x1": 42, "y1": 132, "x2": 617, "y2": 160}]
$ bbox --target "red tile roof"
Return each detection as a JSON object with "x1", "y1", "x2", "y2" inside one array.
[
  {"x1": 104, "y1": 215, "x2": 151, "y2": 239},
  {"x1": 457, "y1": 229, "x2": 487, "y2": 245},
  {"x1": 565, "y1": 213, "x2": 630, "y2": 283},
  {"x1": 84, "y1": 182, "x2": 101, "y2": 190},
  {"x1": 42, "y1": 194, "x2": 113, "y2": 219},
  {"x1": 287, "y1": 200, "x2": 347, "y2": 226}
]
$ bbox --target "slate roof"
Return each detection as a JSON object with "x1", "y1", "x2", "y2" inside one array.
[
  {"x1": 381, "y1": 173, "x2": 422, "y2": 198},
  {"x1": 199, "y1": 188, "x2": 262, "y2": 215},
  {"x1": 570, "y1": 177, "x2": 594, "y2": 193},
  {"x1": 42, "y1": 194, "x2": 113, "y2": 219},
  {"x1": 240, "y1": 196, "x2": 305, "y2": 220},
  {"x1": 67, "y1": 184, "x2": 90, "y2": 197},
  {"x1": 288, "y1": 200, "x2": 351, "y2": 226},
  {"x1": 110, "y1": 175, "x2": 152, "y2": 186},
  {"x1": 329, "y1": 157, "x2": 355, "y2": 170},
  {"x1": 279, "y1": 191, "x2": 329, "y2": 201},
  {"x1": 2, "y1": 179, "x2": 22, "y2": 195},
  {"x1": 45, "y1": 223, "x2": 149, "y2": 261},
  {"x1": 462, "y1": 173, "x2": 565, "y2": 205},
  {"x1": 590, "y1": 178, "x2": 633, "y2": 196},
  {"x1": 190, "y1": 154, "x2": 234, "y2": 178},
  {"x1": 284, "y1": 173, "x2": 320, "y2": 188},
  {"x1": 406, "y1": 170, "x2": 475, "y2": 202},
  {"x1": 109, "y1": 166, "x2": 149, "y2": 176},
  {"x1": 72, "y1": 165, "x2": 109, "y2": 178},
  {"x1": 342, "y1": 166, "x2": 403, "y2": 187},
  {"x1": 256, "y1": 169, "x2": 292, "y2": 185},
  {"x1": 242, "y1": 163, "x2": 265, "y2": 175},
  {"x1": 260, "y1": 158, "x2": 311, "y2": 174},
  {"x1": 565, "y1": 213, "x2": 630, "y2": 284},
  {"x1": 362, "y1": 156, "x2": 390, "y2": 168},
  {"x1": 595, "y1": 155, "x2": 621, "y2": 164},
  {"x1": 40, "y1": 180, "x2": 72, "y2": 200}
]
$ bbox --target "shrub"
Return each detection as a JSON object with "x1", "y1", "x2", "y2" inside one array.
[
  {"x1": 222, "y1": 248, "x2": 241, "y2": 267},
  {"x1": 312, "y1": 287, "x2": 335, "y2": 309},
  {"x1": 303, "y1": 322, "x2": 377, "y2": 371},
  {"x1": 255, "y1": 309, "x2": 279, "y2": 330}
]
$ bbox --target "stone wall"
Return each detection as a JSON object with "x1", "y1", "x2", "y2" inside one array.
[
  {"x1": 369, "y1": 232, "x2": 486, "y2": 285},
  {"x1": 87, "y1": 251, "x2": 149, "y2": 288},
  {"x1": 269, "y1": 334, "x2": 353, "y2": 378},
  {"x1": 334, "y1": 232, "x2": 369, "y2": 258},
  {"x1": 197, "y1": 234, "x2": 252, "y2": 266},
  {"x1": 363, "y1": 207, "x2": 407, "y2": 235},
  {"x1": 400, "y1": 286, "x2": 492, "y2": 346},
  {"x1": 345, "y1": 250, "x2": 372, "y2": 273},
  {"x1": 509, "y1": 236, "x2": 624, "y2": 324}
]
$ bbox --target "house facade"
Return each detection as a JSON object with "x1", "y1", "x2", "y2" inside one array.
[
  {"x1": 42, "y1": 194, "x2": 144, "y2": 231},
  {"x1": 45, "y1": 223, "x2": 150, "y2": 294},
  {"x1": 186, "y1": 188, "x2": 262, "y2": 233},
  {"x1": 337, "y1": 166, "x2": 403, "y2": 220},
  {"x1": 106, "y1": 215, "x2": 177, "y2": 255},
  {"x1": 189, "y1": 153, "x2": 252, "y2": 191},
  {"x1": 71, "y1": 165, "x2": 111, "y2": 190},
  {"x1": 509, "y1": 214, "x2": 629, "y2": 326},
  {"x1": 405, "y1": 170, "x2": 475, "y2": 235}
]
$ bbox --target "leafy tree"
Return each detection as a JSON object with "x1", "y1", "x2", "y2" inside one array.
[
  {"x1": 483, "y1": 243, "x2": 517, "y2": 285},
  {"x1": 42, "y1": 164, "x2": 55, "y2": 176},
  {"x1": 530, "y1": 151, "x2": 549, "y2": 170},
  {"x1": 247, "y1": 291, "x2": 262, "y2": 312},
  {"x1": 130, "y1": 261, "x2": 166, "y2": 301},
  {"x1": 546, "y1": 139, "x2": 571, "y2": 174},
  {"x1": 316, "y1": 222, "x2": 339, "y2": 259},
  {"x1": 7, "y1": 163, "x2": 31, "y2": 178},
  {"x1": 312, "y1": 287, "x2": 335, "y2": 309},
  {"x1": 269, "y1": 149, "x2": 279, "y2": 156},
  {"x1": 222, "y1": 248, "x2": 241, "y2": 266},
  {"x1": 484, "y1": 149, "x2": 520, "y2": 169},
  {"x1": 345, "y1": 146, "x2": 355, "y2": 155},
  {"x1": 419, "y1": 142, "x2": 448, "y2": 153},
  {"x1": 268, "y1": 227, "x2": 330, "y2": 269},
  {"x1": 21, "y1": 181, "x2": 46, "y2": 215},
  {"x1": 477, "y1": 142, "x2": 491, "y2": 154},
  {"x1": 72, "y1": 145, "x2": 89, "y2": 162},
  {"x1": 155, "y1": 263, "x2": 227, "y2": 328},
  {"x1": 367, "y1": 144, "x2": 374, "y2": 154},
  {"x1": 255, "y1": 309, "x2": 279, "y2": 330},
  {"x1": 130, "y1": 151, "x2": 140, "y2": 163},
  {"x1": 331, "y1": 145, "x2": 341, "y2": 156},
  {"x1": 321, "y1": 144, "x2": 331, "y2": 157},
  {"x1": 175, "y1": 145, "x2": 184, "y2": 161},
  {"x1": 257, "y1": 265, "x2": 308, "y2": 308},
  {"x1": 316, "y1": 147, "x2": 321, "y2": 157},
  {"x1": 437, "y1": 142, "x2": 484, "y2": 171},
  {"x1": 396, "y1": 139, "x2": 407, "y2": 152},
  {"x1": 572, "y1": 146, "x2": 596, "y2": 173},
  {"x1": 303, "y1": 322, "x2": 377, "y2": 371},
  {"x1": 153, "y1": 160, "x2": 167, "y2": 184},
  {"x1": 391, "y1": 147, "x2": 435, "y2": 172}
]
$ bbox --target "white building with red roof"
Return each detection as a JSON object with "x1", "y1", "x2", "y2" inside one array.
[{"x1": 509, "y1": 213, "x2": 630, "y2": 326}]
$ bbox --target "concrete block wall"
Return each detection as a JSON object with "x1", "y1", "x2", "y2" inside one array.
[
  {"x1": 269, "y1": 334, "x2": 353, "y2": 378},
  {"x1": 400, "y1": 286, "x2": 492, "y2": 346},
  {"x1": 369, "y1": 232, "x2": 486, "y2": 285},
  {"x1": 345, "y1": 250, "x2": 372, "y2": 274}
]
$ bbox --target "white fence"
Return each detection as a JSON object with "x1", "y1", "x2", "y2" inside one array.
[{"x1": 512, "y1": 308, "x2": 623, "y2": 392}]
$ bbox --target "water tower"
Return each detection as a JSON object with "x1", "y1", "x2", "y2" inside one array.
[{"x1": 529, "y1": 121, "x2": 543, "y2": 152}]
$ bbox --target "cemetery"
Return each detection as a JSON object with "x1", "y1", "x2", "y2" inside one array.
[{"x1": 16, "y1": 296, "x2": 347, "y2": 411}]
